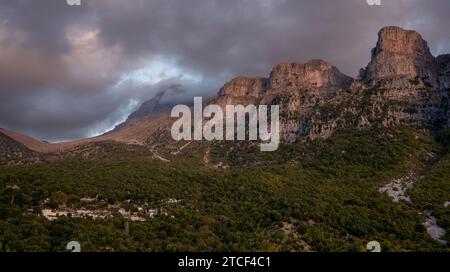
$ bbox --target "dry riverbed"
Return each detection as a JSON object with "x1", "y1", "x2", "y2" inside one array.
[{"x1": 379, "y1": 173, "x2": 448, "y2": 245}]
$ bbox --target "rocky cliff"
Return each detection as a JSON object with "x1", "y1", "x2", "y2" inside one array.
[
  {"x1": 208, "y1": 59, "x2": 352, "y2": 141},
  {"x1": 362, "y1": 26, "x2": 437, "y2": 83},
  {"x1": 205, "y1": 26, "x2": 450, "y2": 142},
  {"x1": 269, "y1": 60, "x2": 352, "y2": 96}
]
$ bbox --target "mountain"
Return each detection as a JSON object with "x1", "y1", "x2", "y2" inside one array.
[
  {"x1": 1, "y1": 26, "x2": 450, "y2": 158},
  {"x1": 362, "y1": 26, "x2": 438, "y2": 81},
  {"x1": 0, "y1": 129, "x2": 35, "y2": 162},
  {"x1": 124, "y1": 84, "x2": 187, "y2": 122},
  {"x1": 1, "y1": 26, "x2": 450, "y2": 252},
  {"x1": 109, "y1": 26, "x2": 449, "y2": 146},
  {"x1": 0, "y1": 128, "x2": 49, "y2": 152},
  {"x1": 304, "y1": 27, "x2": 449, "y2": 139}
]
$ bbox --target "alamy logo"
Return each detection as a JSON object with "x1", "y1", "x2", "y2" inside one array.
[
  {"x1": 171, "y1": 97, "x2": 280, "y2": 151},
  {"x1": 66, "y1": 0, "x2": 81, "y2": 6},
  {"x1": 366, "y1": 0, "x2": 381, "y2": 6}
]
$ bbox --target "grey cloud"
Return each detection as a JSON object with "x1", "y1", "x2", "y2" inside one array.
[{"x1": 91, "y1": 0, "x2": 450, "y2": 76}]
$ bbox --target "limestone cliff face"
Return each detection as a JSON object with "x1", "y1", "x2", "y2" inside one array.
[
  {"x1": 210, "y1": 27, "x2": 450, "y2": 142},
  {"x1": 112, "y1": 26, "x2": 450, "y2": 146},
  {"x1": 363, "y1": 26, "x2": 437, "y2": 84},
  {"x1": 210, "y1": 59, "x2": 351, "y2": 142},
  {"x1": 218, "y1": 76, "x2": 269, "y2": 98},
  {"x1": 269, "y1": 60, "x2": 352, "y2": 96},
  {"x1": 213, "y1": 76, "x2": 269, "y2": 109},
  {"x1": 216, "y1": 60, "x2": 351, "y2": 101},
  {"x1": 361, "y1": 27, "x2": 449, "y2": 132}
]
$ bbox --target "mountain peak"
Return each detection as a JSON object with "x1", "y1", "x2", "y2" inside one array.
[
  {"x1": 216, "y1": 59, "x2": 351, "y2": 100},
  {"x1": 218, "y1": 76, "x2": 269, "y2": 98},
  {"x1": 127, "y1": 84, "x2": 186, "y2": 121},
  {"x1": 363, "y1": 26, "x2": 437, "y2": 81},
  {"x1": 269, "y1": 59, "x2": 351, "y2": 95}
]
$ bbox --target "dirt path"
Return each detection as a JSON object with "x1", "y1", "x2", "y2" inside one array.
[
  {"x1": 171, "y1": 141, "x2": 193, "y2": 156},
  {"x1": 149, "y1": 146, "x2": 170, "y2": 162},
  {"x1": 203, "y1": 146, "x2": 210, "y2": 165}
]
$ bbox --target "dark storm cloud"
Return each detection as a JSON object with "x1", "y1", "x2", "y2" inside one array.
[
  {"x1": 90, "y1": 0, "x2": 450, "y2": 76},
  {"x1": 0, "y1": 0, "x2": 449, "y2": 141}
]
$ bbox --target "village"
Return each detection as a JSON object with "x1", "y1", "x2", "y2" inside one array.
[{"x1": 40, "y1": 195, "x2": 181, "y2": 222}]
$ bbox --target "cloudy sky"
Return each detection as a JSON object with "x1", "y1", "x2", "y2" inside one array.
[{"x1": 0, "y1": 0, "x2": 449, "y2": 141}]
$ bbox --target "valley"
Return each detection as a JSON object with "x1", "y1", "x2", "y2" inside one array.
[{"x1": 0, "y1": 26, "x2": 449, "y2": 252}]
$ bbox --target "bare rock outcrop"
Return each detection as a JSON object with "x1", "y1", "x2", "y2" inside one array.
[
  {"x1": 211, "y1": 59, "x2": 352, "y2": 142},
  {"x1": 362, "y1": 26, "x2": 437, "y2": 84},
  {"x1": 218, "y1": 76, "x2": 269, "y2": 98},
  {"x1": 216, "y1": 59, "x2": 351, "y2": 101},
  {"x1": 269, "y1": 59, "x2": 352, "y2": 96},
  {"x1": 213, "y1": 76, "x2": 269, "y2": 108}
]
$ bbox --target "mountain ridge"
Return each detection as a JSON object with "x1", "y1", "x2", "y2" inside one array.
[{"x1": 1, "y1": 26, "x2": 450, "y2": 159}]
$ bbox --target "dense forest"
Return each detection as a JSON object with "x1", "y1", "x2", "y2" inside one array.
[{"x1": 0, "y1": 127, "x2": 449, "y2": 252}]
